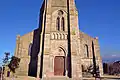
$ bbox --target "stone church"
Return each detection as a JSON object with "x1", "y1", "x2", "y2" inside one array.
[{"x1": 14, "y1": 0, "x2": 103, "y2": 79}]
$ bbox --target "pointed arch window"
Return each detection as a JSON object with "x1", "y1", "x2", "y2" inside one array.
[
  {"x1": 84, "y1": 44, "x2": 89, "y2": 58},
  {"x1": 56, "y1": 10, "x2": 65, "y2": 31},
  {"x1": 56, "y1": 17, "x2": 60, "y2": 31},
  {"x1": 61, "y1": 17, "x2": 65, "y2": 31}
]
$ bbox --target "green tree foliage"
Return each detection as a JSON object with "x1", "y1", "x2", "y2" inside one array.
[{"x1": 8, "y1": 56, "x2": 20, "y2": 73}]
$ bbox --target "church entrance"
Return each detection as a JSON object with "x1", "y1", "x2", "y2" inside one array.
[{"x1": 54, "y1": 56, "x2": 65, "y2": 76}]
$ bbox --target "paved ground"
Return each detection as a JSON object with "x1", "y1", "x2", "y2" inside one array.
[
  {"x1": 5, "y1": 76, "x2": 94, "y2": 80},
  {"x1": 4, "y1": 76, "x2": 120, "y2": 80}
]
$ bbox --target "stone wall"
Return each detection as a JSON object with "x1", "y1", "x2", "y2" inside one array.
[
  {"x1": 14, "y1": 31, "x2": 34, "y2": 76},
  {"x1": 79, "y1": 31, "x2": 103, "y2": 76},
  {"x1": 13, "y1": 0, "x2": 103, "y2": 79}
]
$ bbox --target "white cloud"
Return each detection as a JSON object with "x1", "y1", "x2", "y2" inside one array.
[{"x1": 111, "y1": 54, "x2": 117, "y2": 57}]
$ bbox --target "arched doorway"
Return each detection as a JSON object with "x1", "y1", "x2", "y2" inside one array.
[{"x1": 54, "y1": 56, "x2": 65, "y2": 76}]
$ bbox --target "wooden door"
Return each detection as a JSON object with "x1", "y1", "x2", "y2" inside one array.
[{"x1": 54, "y1": 56, "x2": 65, "y2": 76}]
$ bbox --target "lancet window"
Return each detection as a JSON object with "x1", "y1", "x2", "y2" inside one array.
[
  {"x1": 56, "y1": 10, "x2": 65, "y2": 31},
  {"x1": 84, "y1": 44, "x2": 89, "y2": 58}
]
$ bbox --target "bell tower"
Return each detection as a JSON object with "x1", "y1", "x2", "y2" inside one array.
[
  {"x1": 45, "y1": 0, "x2": 79, "y2": 34},
  {"x1": 29, "y1": 0, "x2": 82, "y2": 78},
  {"x1": 36, "y1": 0, "x2": 81, "y2": 78}
]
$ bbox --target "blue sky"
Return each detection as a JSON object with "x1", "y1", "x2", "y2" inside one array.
[{"x1": 0, "y1": 0, "x2": 120, "y2": 64}]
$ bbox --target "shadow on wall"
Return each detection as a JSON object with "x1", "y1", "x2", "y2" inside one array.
[
  {"x1": 28, "y1": 28, "x2": 40, "y2": 77},
  {"x1": 28, "y1": 0, "x2": 45, "y2": 77}
]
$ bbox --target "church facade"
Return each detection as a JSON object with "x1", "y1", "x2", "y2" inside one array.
[{"x1": 14, "y1": 0, "x2": 103, "y2": 79}]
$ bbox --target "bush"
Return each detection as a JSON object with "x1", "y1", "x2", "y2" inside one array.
[{"x1": 8, "y1": 56, "x2": 20, "y2": 73}]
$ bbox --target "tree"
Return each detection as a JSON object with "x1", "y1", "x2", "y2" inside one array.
[
  {"x1": 8, "y1": 56, "x2": 20, "y2": 73},
  {"x1": 108, "y1": 61, "x2": 120, "y2": 75},
  {"x1": 3, "y1": 52, "x2": 10, "y2": 66},
  {"x1": 2, "y1": 52, "x2": 10, "y2": 75},
  {"x1": 87, "y1": 64, "x2": 100, "y2": 77},
  {"x1": 0, "y1": 67, "x2": 2, "y2": 78},
  {"x1": 82, "y1": 64, "x2": 100, "y2": 78}
]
